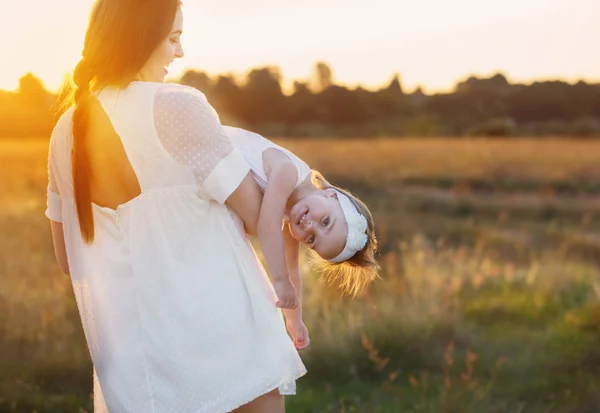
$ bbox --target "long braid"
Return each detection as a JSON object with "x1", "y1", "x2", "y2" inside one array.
[
  {"x1": 72, "y1": 58, "x2": 96, "y2": 244},
  {"x1": 66, "y1": 0, "x2": 180, "y2": 244}
]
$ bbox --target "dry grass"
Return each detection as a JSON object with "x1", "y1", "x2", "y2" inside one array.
[
  {"x1": 5, "y1": 136, "x2": 600, "y2": 188},
  {"x1": 3, "y1": 137, "x2": 600, "y2": 412},
  {"x1": 274, "y1": 137, "x2": 600, "y2": 184}
]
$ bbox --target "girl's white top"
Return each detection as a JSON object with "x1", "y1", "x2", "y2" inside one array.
[
  {"x1": 45, "y1": 82, "x2": 306, "y2": 413},
  {"x1": 224, "y1": 126, "x2": 312, "y2": 192}
]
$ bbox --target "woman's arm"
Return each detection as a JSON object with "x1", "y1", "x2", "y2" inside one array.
[
  {"x1": 50, "y1": 221, "x2": 70, "y2": 274},
  {"x1": 224, "y1": 172, "x2": 263, "y2": 236},
  {"x1": 46, "y1": 118, "x2": 69, "y2": 275}
]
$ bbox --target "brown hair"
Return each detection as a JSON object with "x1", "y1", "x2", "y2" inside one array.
[
  {"x1": 309, "y1": 170, "x2": 380, "y2": 296},
  {"x1": 65, "y1": 0, "x2": 180, "y2": 244}
]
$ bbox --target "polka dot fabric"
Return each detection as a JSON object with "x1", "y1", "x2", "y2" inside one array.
[{"x1": 154, "y1": 86, "x2": 234, "y2": 188}]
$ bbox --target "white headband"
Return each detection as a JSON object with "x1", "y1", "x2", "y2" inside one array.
[{"x1": 328, "y1": 190, "x2": 369, "y2": 263}]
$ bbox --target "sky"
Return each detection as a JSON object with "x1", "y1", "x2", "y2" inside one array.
[{"x1": 0, "y1": 0, "x2": 597, "y2": 93}]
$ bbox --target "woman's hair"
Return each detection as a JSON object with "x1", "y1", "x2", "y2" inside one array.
[
  {"x1": 63, "y1": 0, "x2": 181, "y2": 244},
  {"x1": 309, "y1": 170, "x2": 380, "y2": 296}
]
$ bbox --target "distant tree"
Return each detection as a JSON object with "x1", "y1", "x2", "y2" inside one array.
[
  {"x1": 319, "y1": 85, "x2": 370, "y2": 124},
  {"x1": 369, "y1": 74, "x2": 408, "y2": 119},
  {"x1": 288, "y1": 81, "x2": 318, "y2": 124},
  {"x1": 385, "y1": 74, "x2": 404, "y2": 95},
  {"x1": 506, "y1": 81, "x2": 574, "y2": 122},
  {"x1": 245, "y1": 66, "x2": 283, "y2": 96},
  {"x1": 18, "y1": 73, "x2": 50, "y2": 108},
  {"x1": 293, "y1": 81, "x2": 311, "y2": 96},
  {"x1": 210, "y1": 75, "x2": 241, "y2": 115},
  {"x1": 310, "y1": 61, "x2": 334, "y2": 92},
  {"x1": 179, "y1": 70, "x2": 213, "y2": 94},
  {"x1": 239, "y1": 66, "x2": 286, "y2": 124}
]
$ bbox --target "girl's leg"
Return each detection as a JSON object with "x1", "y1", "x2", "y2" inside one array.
[{"x1": 232, "y1": 388, "x2": 284, "y2": 413}]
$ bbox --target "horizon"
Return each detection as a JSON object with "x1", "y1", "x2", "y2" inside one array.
[{"x1": 1, "y1": 65, "x2": 597, "y2": 97}]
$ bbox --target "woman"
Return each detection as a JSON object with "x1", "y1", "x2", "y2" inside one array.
[{"x1": 45, "y1": 0, "x2": 306, "y2": 411}]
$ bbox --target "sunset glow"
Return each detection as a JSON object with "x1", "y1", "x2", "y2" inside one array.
[{"x1": 1, "y1": 0, "x2": 598, "y2": 93}]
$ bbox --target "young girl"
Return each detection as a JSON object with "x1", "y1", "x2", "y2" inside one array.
[{"x1": 224, "y1": 126, "x2": 379, "y2": 349}]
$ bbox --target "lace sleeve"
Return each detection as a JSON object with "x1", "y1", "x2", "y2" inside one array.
[{"x1": 153, "y1": 86, "x2": 250, "y2": 203}]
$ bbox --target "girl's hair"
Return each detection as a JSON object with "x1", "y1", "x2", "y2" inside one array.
[
  {"x1": 63, "y1": 0, "x2": 181, "y2": 244},
  {"x1": 309, "y1": 170, "x2": 380, "y2": 296}
]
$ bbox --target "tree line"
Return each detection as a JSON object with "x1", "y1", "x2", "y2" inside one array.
[{"x1": 2, "y1": 62, "x2": 599, "y2": 138}]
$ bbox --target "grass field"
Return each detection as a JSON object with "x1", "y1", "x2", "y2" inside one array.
[
  {"x1": 279, "y1": 137, "x2": 600, "y2": 189},
  {"x1": 2, "y1": 137, "x2": 600, "y2": 413}
]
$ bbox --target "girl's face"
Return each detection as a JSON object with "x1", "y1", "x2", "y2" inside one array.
[
  {"x1": 288, "y1": 189, "x2": 348, "y2": 260},
  {"x1": 139, "y1": 8, "x2": 184, "y2": 82}
]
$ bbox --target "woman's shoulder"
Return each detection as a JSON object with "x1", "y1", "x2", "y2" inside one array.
[
  {"x1": 122, "y1": 81, "x2": 208, "y2": 106},
  {"x1": 149, "y1": 83, "x2": 224, "y2": 127},
  {"x1": 49, "y1": 106, "x2": 75, "y2": 149},
  {"x1": 46, "y1": 105, "x2": 76, "y2": 168},
  {"x1": 153, "y1": 82, "x2": 207, "y2": 101},
  {"x1": 54, "y1": 105, "x2": 75, "y2": 128},
  {"x1": 149, "y1": 83, "x2": 216, "y2": 115}
]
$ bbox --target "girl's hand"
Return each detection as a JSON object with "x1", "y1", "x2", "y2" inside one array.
[
  {"x1": 286, "y1": 318, "x2": 310, "y2": 350},
  {"x1": 273, "y1": 279, "x2": 299, "y2": 309}
]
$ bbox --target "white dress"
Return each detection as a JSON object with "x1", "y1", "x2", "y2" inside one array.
[
  {"x1": 45, "y1": 82, "x2": 306, "y2": 413},
  {"x1": 223, "y1": 126, "x2": 312, "y2": 192}
]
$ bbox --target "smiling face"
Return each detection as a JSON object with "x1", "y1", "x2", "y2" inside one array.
[
  {"x1": 138, "y1": 8, "x2": 184, "y2": 82},
  {"x1": 288, "y1": 188, "x2": 349, "y2": 260}
]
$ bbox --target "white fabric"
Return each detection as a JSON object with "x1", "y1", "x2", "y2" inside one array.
[
  {"x1": 223, "y1": 126, "x2": 312, "y2": 192},
  {"x1": 45, "y1": 188, "x2": 62, "y2": 223},
  {"x1": 45, "y1": 82, "x2": 306, "y2": 413},
  {"x1": 329, "y1": 191, "x2": 369, "y2": 263}
]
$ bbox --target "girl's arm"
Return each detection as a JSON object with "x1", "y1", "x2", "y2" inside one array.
[
  {"x1": 282, "y1": 222, "x2": 310, "y2": 350},
  {"x1": 259, "y1": 157, "x2": 299, "y2": 309},
  {"x1": 283, "y1": 224, "x2": 303, "y2": 322}
]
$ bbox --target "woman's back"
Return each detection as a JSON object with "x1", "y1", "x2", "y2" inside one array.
[{"x1": 47, "y1": 82, "x2": 306, "y2": 412}]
